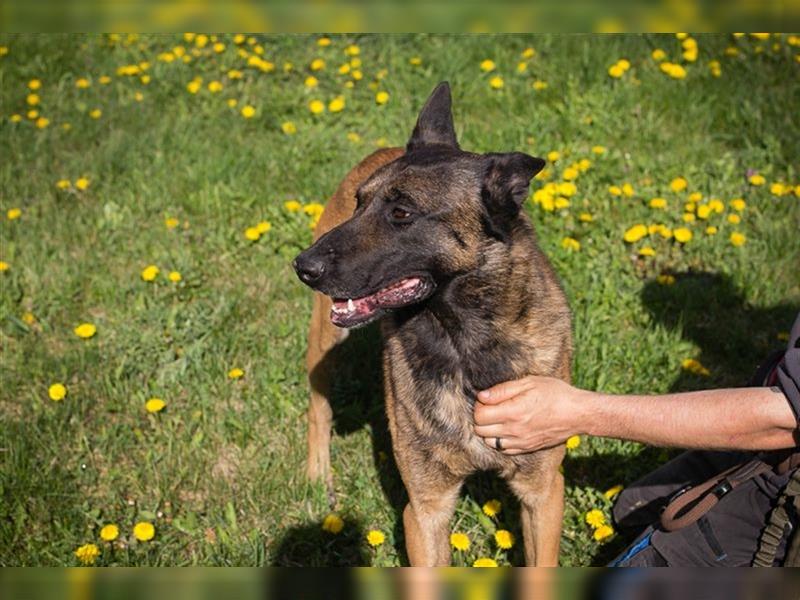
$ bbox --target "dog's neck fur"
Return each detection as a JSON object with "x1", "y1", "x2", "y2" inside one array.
[{"x1": 390, "y1": 215, "x2": 562, "y2": 402}]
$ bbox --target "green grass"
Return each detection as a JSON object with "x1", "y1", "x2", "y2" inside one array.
[{"x1": 0, "y1": 33, "x2": 798, "y2": 566}]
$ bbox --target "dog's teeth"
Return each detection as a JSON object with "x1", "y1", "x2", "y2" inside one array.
[{"x1": 347, "y1": 299, "x2": 355, "y2": 312}]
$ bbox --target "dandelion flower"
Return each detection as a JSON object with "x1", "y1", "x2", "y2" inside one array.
[
  {"x1": 56, "y1": 179, "x2": 71, "y2": 189},
  {"x1": 317, "y1": 36, "x2": 331, "y2": 46},
  {"x1": 673, "y1": 228, "x2": 692, "y2": 243},
  {"x1": 450, "y1": 532, "x2": 470, "y2": 551},
  {"x1": 623, "y1": 224, "x2": 648, "y2": 243},
  {"x1": 328, "y1": 96, "x2": 345, "y2": 113},
  {"x1": 186, "y1": 80, "x2": 201, "y2": 94},
  {"x1": 310, "y1": 58, "x2": 325, "y2": 71},
  {"x1": 48, "y1": 383, "x2": 67, "y2": 401},
  {"x1": 168, "y1": 271, "x2": 181, "y2": 282},
  {"x1": 560, "y1": 237, "x2": 580, "y2": 252},
  {"x1": 145, "y1": 398, "x2": 166, "y2": 413},
  {"x1": 649, "y1": 197, "x2": 667, "y2": 209},
  {"x1": 208, "y1": 80, "x2": 223, "y2": 93},
  {"x1": 7, "y1": 208, "x2": 21, "y2": 220},
  {"x1": 480, "y1": 59, "x2": 496, "y2": 72},
  {"x1": 604, "y1": 484, "x2": 624, "y2": 500},
  {"x1": 565, "y1": 435, "x2": 581, "y2": 449},
  {"x1": 27, "y1": 93, "x2": 40, "y2": 106},
  {"x1": 727, "y1": 214, "x2": 741, "y2": 225},
  {"x1": 322, "y1": 513, "x2": 344, "y2": 534},
  {"x1": 0, "y1": 261, "x2": 9, "y2": 272},
  {"x1": 482, "y1": 499, "x2": 502, "y2": 517},
  {"x1": 284, "y1": 200, "x2": 302, "y2": 212},
  {"x1": 594, "y1": 524, "x2": 614, "y2": 542},
  {"x1": 748, "y1": 174, "x2": 765, "y2": 186},
  {"x1": 133, "y1": 521, "x2": 155, "y2": 541},
  {"x1": 706, "y1": 226, "x2": 718, "y2": 235},
  {"x1": 608, "y1": 64, "x2": 624, "y2": 78},
  {"x1": 281, "y1": 121, "x2": 296, "y2": 135},
  {"x1": 366, "y1": 529, "x2": 385, "y2": 547},
  {"x1": 622, "y1": 183, "x2": 634, "y2": 197},
  {"x1": 375, "y1": 91, "x2": 390, "y2": 105},
  {"x1": 28, "y1": 78, "x2": 42, "y2": 90},
  {"x1": 652, "y1": 48, "x2": 666, "y2": 61},
  {"x1": 244, "y1": 227, "x2": 260, "y2": 241},
  {"x1": 579, "y1": 212, "x2": 594, "y2": 222},
  {"x1": 730, "y1": 232, "x2": 747, "y2": 247},
  {"x1": 495, "y1": 529, "x2": 515, "y2": 549},
  {"x1": 256, "y1": 221, "x2": 271, "y2": 234},
  {"x1": 585, "y1": 509, "x2": 606, "y2": 528},
  {"x1": 696, "y1": 205, "x2": 712, "y2": 219},
  {"x1": 165, "y1": 217, "x2": 180, "y2": 229},
  {"x1": 74, "y1": 323, "x2": 97, "y2": 338},
  {"x1": 489, "y1": 76, "x2": 504, "y2": 89},
  {"x1": 228, "y1": 367, "x2": 244, "y2": 379},
  {"x1": 670, "y1": 177, "x2": 688, "y2": 192},
  {"x1": 682, "y1": 358, "x2": 710, "y2": 376},
  {"x1": 74, "y1": 543, "x2": 100, "y2": 565},
  {"x1": 241, "y1": 105, "x2": 256, "y2": 119},
  {"x1": 309, "y1": 99, "x2": 325, "y2": 114},
  {"x1": 76, "y1": 77, "x2": 90, "y2": 88},
  {"x1": 75, "y1": 178, "x2": 90, "y2": 191},
  {"x1": 473, "y1": 558, "x2": 498, "y2": 567},
  {"x1": 532, "y1": 80, "x2": 548, "y2": 90},
  {"x1": 100, "y1": 524, "x2": 119, "y2": 541},
  {"x1": 22, "y1": 312, "x2": 35, "y2": 325},
  {"x1": 409, "y1": 56, "x2": 422, "y2": 66},
  {"x1": 345, "y1": 44, "x2": 360, "y2": 56},
  {"x1": 89, "y1": 109, "x2": 102, "y2": 119},
  {"x1": 141, "y1": 265, "x2": 159, "y2": 282},
  {"x1": 730, "y1": 198, "x2": 746, "y2": 212},
  {"x1": 657, "y1": 274, "x2": 676, "y2": 286},
  {"x1": 638, "y1": 246, "x2": 656, "y2": 257}
]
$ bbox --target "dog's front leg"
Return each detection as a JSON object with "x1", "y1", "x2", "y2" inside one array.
[
  {"x1": 508, "y1": 447, "x2": 565, "y2": 566},
  {"x1": 402, "y1": 477, "x2": 462, "y2": 566}
]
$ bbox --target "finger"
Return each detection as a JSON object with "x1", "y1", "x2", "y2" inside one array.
[
  {"x1": 477, "y1": 377, "x2": 533, "y2": 404},
  {"x1": 474, "y1": 423, "x2": 512, "y2": 439},
  {"x1": 473, "y1": 400, "x2": 516, "y2": 426},
  {"x1": 481, "y1": 435, "x2": 524, "y2": 451}
]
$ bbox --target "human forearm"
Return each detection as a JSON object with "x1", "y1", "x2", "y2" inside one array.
[{"x1": 581, "y1": 386, "x2": 798, "y2": 451}]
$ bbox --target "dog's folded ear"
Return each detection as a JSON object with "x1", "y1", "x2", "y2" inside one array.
[
  {"x1": 407, "y1": 81, "x2": 459, "y2": 152},
  {"x1": 480, "y1": 152, "x2": 546, "y2": 237}
]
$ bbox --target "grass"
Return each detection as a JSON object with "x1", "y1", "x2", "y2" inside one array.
[{"x1": 0, "y1": 33, "x2": 798, "y2": 567}]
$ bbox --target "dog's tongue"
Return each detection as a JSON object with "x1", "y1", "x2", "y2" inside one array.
[{"x1": 331, "y1": 277, "x2": 423, "y2": 326}]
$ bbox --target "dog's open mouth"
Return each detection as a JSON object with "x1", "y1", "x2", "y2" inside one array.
[{"x1": 330, "y1": 276, "x2": 433, "y2": 328}]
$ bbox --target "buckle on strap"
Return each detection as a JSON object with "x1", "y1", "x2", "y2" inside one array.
[{"x1": 711, "y1": 478, "x2": 733, "y2": 499}]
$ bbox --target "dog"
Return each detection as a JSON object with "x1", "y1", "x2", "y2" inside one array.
[{"x1": 293, "y1": 82, "x2": 572, "y2": 566}]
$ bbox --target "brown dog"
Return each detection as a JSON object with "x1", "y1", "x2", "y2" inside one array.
[{"x1": 294, "y1": 82, "x2": 572, "y2": 566}]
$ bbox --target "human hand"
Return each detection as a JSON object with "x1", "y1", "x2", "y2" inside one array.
[{"x1": 473, "y1": 376, "x2": 588, "y2": 454}]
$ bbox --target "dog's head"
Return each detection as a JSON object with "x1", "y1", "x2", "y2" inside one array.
[{"x1": 293, "y1": 82, "x2": 545, "y2": 328}]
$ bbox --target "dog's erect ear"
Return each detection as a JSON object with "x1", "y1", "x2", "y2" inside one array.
[
  {"x1": 480, "y1": 152, "x2": 546, "y2": 237},
  {"x1": 406, "y1": 81, "x2": 459, "y2": 152}
]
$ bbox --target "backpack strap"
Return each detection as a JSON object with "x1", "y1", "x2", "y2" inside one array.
[
  {"x1": 660, "y1": 459, "x2": 773, "y2": 532},
  {"x1": 753, "y1": 468, "x2": 800, "y2": 567}
]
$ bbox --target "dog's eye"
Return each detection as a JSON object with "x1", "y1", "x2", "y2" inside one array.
[{"x1": 390, "y1": 207, "x2": 412, "y2": 223}]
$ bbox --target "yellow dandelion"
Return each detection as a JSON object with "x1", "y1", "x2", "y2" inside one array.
[
  {"x1": 186, "y1": 80, "x2": 201, "y2": 94},
  {"x1": 207, "y1": 80, "x2": 223, "y2": 93},
  {"x1": 168, "y1": 271, "x2": 181, "y2": 282},
  {"x1": 482, "y1": 499, "x2": 502, "y2": 517},
  {"x1": 21, "y1": 312, "x2": 35, "y2": 325},
  {"x1": 706, "y1": 226, "x2": 718, "y2": 235},
  {"x1": 730, "y1": 232, "x2": 747, "y2": 247},
  {"x1": 89, "y1": 108, "x2": 102, "y2": 119},
  {"x1": 304, "y1": 75, "x2": 318, "y2": 88},
  {"x1": 730, "y1": 198, "x2": 746, "y2": 212},
  {"x1": 591, "y1": 145, "x2": 607, "y2": 155},
  {"x1": 473, "y1": 558, "x2": 498, "y2": 567},
  {"x1": 310, "y1": 58, "x2": 325, "y2": 71},
  {"x1": 345, "y1": 44, "x2": 360, "y2": 56},
  {"x1": 594, "y1": 524, "x2": 615, "y2": 542},
  {"x1": 649, "y1": 197, "x2": 667, "y2": 209},
  {"x1": 561, "y1": 237, "x2": 581, "y2": 252},
  {"x1": 165, "y1": 217, "x2": 179, "y2": 229},
  {"x1": 748, "y1": 174, "x2": 765, "y2": 186},
  {"x1": 48, "y1": 383, "x2": 67, "y2": 401},
  {"x1": 317, "y1": 36, "x2": 331, "y2": 47},
  {"x1": 322, "y1": 513, "x2": 344, "y2": 534},
  {"x1": 328, "y1": 96, "x2": 345, "y2": 113},
  {"x1": 494, "y1": 529, "x2": 515, "y2": 549},
  {"x1": 450, "y1": 532, "x2": 470, "y2": 551},
  {"x1": 673, "y1": 227, "x2": 692, "y2": 243},
  {"x1": 74, "y1": 543, "x2": 100, "y2": 565},
  {"x1": 375, "y1": 91, "x2": 390, "y2": 105},
  {"x1": 638, "y1": 246, "x2": 656, "y2": 257},
  {"x1": 100, "y1": 524, "x2": 119, "y2": 542},
  {"x1": 309, "y1": 99, "x2": 325, "y2": 114},
  {"x1": 562, "y1": 167, "x2": 579, "y2": 181},
  {"x1": 623, "y1": 224, "x2": 648, "y2": 243},
  {"x1": 608, "y1": 63, "x2": 624, "y2": 78},
  {"x1": 565, "y1": 434, "x2": 581, "y2": 449},
  {"x1": 622, "y1": 183, "x2": 634, "y2": 197},
  {"x1": 28, "y1": 78, "x2": 41, "y2": 90},
  {"x1": 284, "y1": 200, "x2": 302, "y2": 212},
  {"x1": 579, "y1": 212, "x2": 594, "y2": 222},
  {"x1": 227, "y1": 99, "x2": 237, "y2": 108},
  {"x1": 366, "y1": 529, "x2": 385, "y2": 547},
  {"x1": 26, "y1": 93, "x2": 40, "y2": 106},
  {"x1": 74, "y1": 323, "x2": 96, "y2": 339},
  {"x1": 532, "y1": 80, "x2": 548, "y2": 90},
  {"x1": 480, "y1": 59, "x2": 496, "y2": 72},
  {"x1": 522, "y1": 47, "x2": 536, "y2": 58},
  {"x1": 682, "y1": 358, "x2": 710, "y2": 376},
  {"x1": 241, "y1": 105, "x2": 256, "y2": 119},
  {"x1": 145, "y1": 398, "x2": 166, "y2": 413},
  {"x1": 657, "y1": 274, "x2": 676, "y2": 286},
  {"x1": 652, "y1": 48, "x2": 666, "y2": 61},
  {"x1": 133, "y1": 521, "x2": 155, "y2": 541},
  {"x1": 256, "y1": 221, "x2": 272, "y2": 234},
  {"x1": 409, "y1": 56, "x2": 422, "y2": 66},
  {"x1": 75, "y1": 177, "x2": 90, "y2": 191},
  {"x1": 244, "y1": 227, "x2": 260, "y2": 241},
  {"x1": 228, "y1": 367, "x2": 244, "y2": 379},
  {"x1": 670, "y1": 177, "x2": 688, "y2": 192},
  {"x1": 140, "y1": 265, "x2": 159, "y2": 282},
  {"x1": 7, "y1": 208, "x2": 21, "y2": 220},
  {"x1": 585, "y1": 509, "x2": 606, "y2": 529},
  {"x1": 281, "y1": 121, "x2": 297, "y2": 135},
  {"x1": 76, "y1": 77, "x2": 90, "y2": 89},
  {"x1": 489, "y1": 76, "x2": 504, "y2": 89}
]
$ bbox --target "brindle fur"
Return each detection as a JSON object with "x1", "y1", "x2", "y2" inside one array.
[{"x1": 297, "y1": 83, "x2": 572, "y2": 566}]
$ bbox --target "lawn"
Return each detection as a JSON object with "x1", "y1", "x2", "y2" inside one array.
[{"x1": 0, "y1": 33, "x2": 798, "y2": 567}]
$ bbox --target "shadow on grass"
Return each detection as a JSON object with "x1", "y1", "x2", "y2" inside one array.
[{"x1": 271, "y1": 518, "x2": 370, "y2": 567}]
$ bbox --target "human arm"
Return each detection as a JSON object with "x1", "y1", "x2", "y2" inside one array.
[{"x1": 473, "y1": 376, "x2": 799, "y2": 454}]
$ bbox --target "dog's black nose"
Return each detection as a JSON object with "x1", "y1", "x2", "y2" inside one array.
[{"x1": 293, "y1": 254, "x2": 326, "y2": 284}]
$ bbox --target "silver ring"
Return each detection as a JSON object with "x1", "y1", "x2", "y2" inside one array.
[{"x1": 495, "y1": 437, "x2": 503, "y2": 451}]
